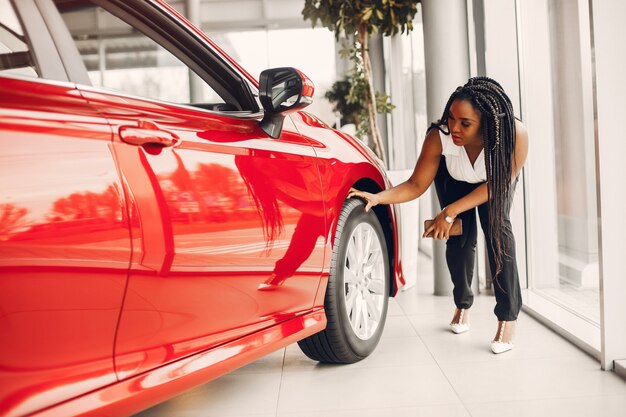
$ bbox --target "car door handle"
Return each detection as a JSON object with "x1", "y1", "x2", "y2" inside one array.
[{"x1": 119, "y1": 122, "x2": 179, "y2": 147}]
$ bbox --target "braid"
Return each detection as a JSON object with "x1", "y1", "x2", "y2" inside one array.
[{"x1": 428, "y1": 76, "x2": 517, "y2": 280}]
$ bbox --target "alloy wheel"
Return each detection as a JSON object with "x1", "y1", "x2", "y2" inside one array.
[{"x1": 343, "y1": 222, "x2": 386, "y2": 340}]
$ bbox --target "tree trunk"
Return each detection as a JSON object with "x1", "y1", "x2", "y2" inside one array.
[{"x1": 357, "y1": 24, "x2": 386, "y2": 166}]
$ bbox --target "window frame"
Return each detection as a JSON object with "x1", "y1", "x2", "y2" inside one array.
[{"x1": 7, "y1": 0, "x2": 67, "y2": 81}]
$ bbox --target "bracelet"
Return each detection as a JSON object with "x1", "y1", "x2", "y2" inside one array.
[{"x1": 442, "y1": 206, "x2": 455, "y2": 224}]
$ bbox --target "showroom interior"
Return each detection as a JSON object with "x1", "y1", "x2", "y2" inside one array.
[
  {"x1": 2, "y1": 0, "x2": 625, "y2": 415},
  {"x1": 111, "y1": 0, "x2": 625, "y2": 415},
  {"x1": 118, "y1": 0, "x2": 626, "y2": 417}
]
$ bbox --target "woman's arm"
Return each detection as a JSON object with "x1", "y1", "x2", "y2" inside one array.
[
  {"x1": 348, "y1": 128, "x2": 443, "y2": 211},
  {"x1": 426, "y1": 119, "x2": 529, "y2": 239}
]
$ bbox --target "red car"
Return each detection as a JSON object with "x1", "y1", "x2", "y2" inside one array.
[{"x1": 0, "y1": 1, "x2": 405, "y2": 416}]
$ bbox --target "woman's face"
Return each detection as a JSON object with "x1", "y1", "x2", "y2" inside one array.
[{"x1": 447, "y1": 99, "x2": 483, "y2": 147}]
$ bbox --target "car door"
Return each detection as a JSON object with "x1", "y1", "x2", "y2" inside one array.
[
  {"x1": 52, "y1": 0, "x2": 326, "y2": 379},
  {"x1": 0, "y1": 1, "x2": 131, "y2": 415}
]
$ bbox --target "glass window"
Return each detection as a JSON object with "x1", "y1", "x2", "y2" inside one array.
[
  {"x1": 54, "y1": 2, "x2": 224, "y2": 106},
  {"x1": 210, "y1": 28, "x2": 336, "y2": 125},
  {"x1": 537, "y1": 0, "x2": 600, "y2": 323},
  {"x1": 520, "y1": 0, "x2": 600, "y2": 327},
  {"x1": 0, "y1": 0, "x2": 39, "y2": 78}
]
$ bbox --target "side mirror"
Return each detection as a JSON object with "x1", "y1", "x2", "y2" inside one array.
[{"x1": 259, "y1": 67, "x2": 314, "y2": 138}]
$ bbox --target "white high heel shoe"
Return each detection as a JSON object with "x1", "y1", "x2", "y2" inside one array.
[
  {"x1": 449, "y1": 308, "x2": 470, "y2": 334},
  {"x1": 491, "y1": 320, "x2": 515, "y2": 354}
]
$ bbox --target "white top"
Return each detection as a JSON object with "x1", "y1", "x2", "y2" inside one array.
[{"x1": 439, "y1": 129, "x2": 487, "y2": 183}]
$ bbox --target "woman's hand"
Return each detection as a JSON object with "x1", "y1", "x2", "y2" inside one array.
[
  {"x1": 347, "y1": 188, "x2": 381, "y2": 212},
  {"x1": 423, "y1": 209, "x2": 454, "y2": 240}
]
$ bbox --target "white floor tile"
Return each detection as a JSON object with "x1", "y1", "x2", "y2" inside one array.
[
  {"x1": 395, "y1": 288, "x2": 449, "y2": 316},
  {"x1": 380, "y1": 314, "x2": 419, "y2": 338},
  {"x1": 133, "y1": 372, "x2": 281, "y2": 417},
  {"x1": 387, "y1": 297, "x2": 405, "y2": 316},
  {"x1": 277, "y1": 404, "x2": 471, "y2": 417},
  {"x1": 353, "y1": 335, "x2": 435, "y2": 368},
  {"x1": 440, "y1": 356, "x2": 626, "y2": 404},
  {"x1": 466, "y1": 394, "x2": 626, "y2": 417},
  {"x1": 409, "y1": 313, "x2": 590, "y2": 364},
  {"x1": 277, "y1": 364, "x2": 461, "y2": 413},
  {"x1": 230, "y1": 348, "x2": 285, "y2": 375}
]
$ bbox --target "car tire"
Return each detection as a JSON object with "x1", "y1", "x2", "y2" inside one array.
[{"x1": 297, "y1": 198, "x2": 389, "y2": 363}]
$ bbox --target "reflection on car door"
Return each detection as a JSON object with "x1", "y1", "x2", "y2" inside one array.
[
  {"x1": 78, "y1": 88, "x2": 326, "y2": 379},
  {"x1": 0, "y1": 77, "x2": 132, "y2": 416}
]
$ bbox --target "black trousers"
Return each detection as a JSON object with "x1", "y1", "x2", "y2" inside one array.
[{"x1": 434, "y1": 157, "x2": 522, "y2": 321}]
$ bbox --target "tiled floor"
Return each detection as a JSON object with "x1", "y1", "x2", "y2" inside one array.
[{"x1": 134, "y1": 254, "x2": 626, "y2": 417}]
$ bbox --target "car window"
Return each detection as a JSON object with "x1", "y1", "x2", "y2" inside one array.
[
  {"x1": 0, "y1": 0, "x2": 39, "y2": 78},
  {"x1": 54, "y1": 1, "x2": 225, "y2": 106}
]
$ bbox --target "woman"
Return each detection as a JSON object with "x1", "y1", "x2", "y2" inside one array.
[{"x1": 348, "y1": 77, "x2": 528, "y2": 354}]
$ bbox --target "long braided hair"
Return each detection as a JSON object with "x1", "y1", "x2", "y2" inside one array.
[{"x1": 429, "y1": 77, "x2": 517, "y2": 277}]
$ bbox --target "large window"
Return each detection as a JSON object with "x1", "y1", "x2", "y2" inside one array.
[
  {"x1": 537, "y1": 0, "x2": 600, "y2": 322},
  {"x1": 210, "y1": 28, "x2": 337, "y2": 126},
  {"x1": 0, "y1": 0, "x2": 38, "y2": 78},
  {"x1": 56, "y1": 3, "x2": 224, "y2": 105},
  {"x1": 518, "y1": 0, "x2": 600, "y2": 349}
]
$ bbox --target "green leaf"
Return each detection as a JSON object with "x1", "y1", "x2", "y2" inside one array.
[{"x1": 362, "y1": 7, "x2": 373, "y2": 21}]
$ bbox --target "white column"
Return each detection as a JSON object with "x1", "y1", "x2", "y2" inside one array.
[
  {"x1": 186, "y1": 0, "x2": 204, "y2": 103},
  {"x1": 590, "y1": 0, "x2": 626, "y2": 371},
  {"x1": 481, "y1": 0, "x2": 527, "y2": 290},
  {"x1": 383, "y1": 35, "x2": 420, "y2": 289},
  {"x1": 422, "y1": 0, "x2": 470, "y2": 295},
  {"x1": 369, "y1": 34, "x2": 390, "y2": 161}
]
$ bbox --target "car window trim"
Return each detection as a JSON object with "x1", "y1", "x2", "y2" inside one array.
[
  {"x1": 34, "y1": 0, "x2": 91, "y2": 85},
  {"x1": 0, "y1": 71, "x2": 76, "y2": 89},
  {"x1": 77, "y1": 82, "x2": 264, "y2": 122},
  {"x1": 10, "y1": 0, "x2": 68, "y2": 81}
]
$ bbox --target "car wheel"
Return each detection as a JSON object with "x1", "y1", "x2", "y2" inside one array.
[{"x1": 298, "y1": 198, "x2": 389, "y2": 363}]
